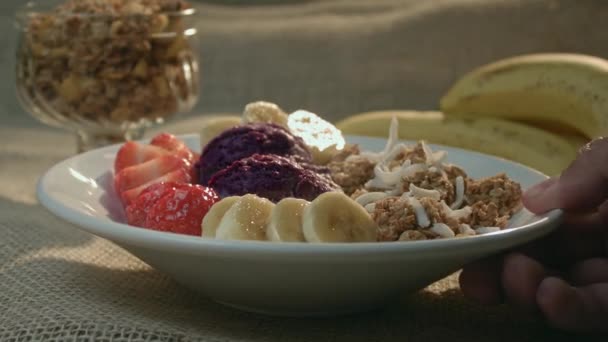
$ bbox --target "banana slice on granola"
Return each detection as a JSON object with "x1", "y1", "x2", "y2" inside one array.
[
  {"x1": 302, "y1": 192, "x2": 377, "y2": 243},
  {"x1": 288, "y1": 110, "x2": 346, "y2": 164}
]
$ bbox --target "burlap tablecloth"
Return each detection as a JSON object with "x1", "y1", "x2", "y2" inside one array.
[{"x1": 1, "y1": 0, "x2": 607, "y2": 340}]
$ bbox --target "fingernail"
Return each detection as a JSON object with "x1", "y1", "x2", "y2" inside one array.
[{"x1": 523, "y1": 177, "x2": 561, "y2": 213}]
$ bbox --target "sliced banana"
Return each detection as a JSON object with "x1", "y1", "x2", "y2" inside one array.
[
  {"x1": 302, "y1": 192, "x2": 378, "y2": 243},
  {"x1": 242, "y1": 101, "x2": 289, "y2": 127},
  {"x1": 266, "y1": 198, "x2": 309, "y2": 242},
  {"x1": 288, "y1": 110, "x2": 346, "y2": 154},
  {"x1": 215, "y1": 194, "x2": 275, "y2": 241},
  {"x1": 201, "y1": 196, "x2": 240, "y2": 238}
]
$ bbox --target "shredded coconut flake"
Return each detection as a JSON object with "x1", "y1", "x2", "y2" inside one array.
[
  {"x1": 386, "y1": 188, "x2": 402, "y2": 196},
  {"x1": 371, "y1": 163, "x2": 402, "y2": 187},
  {"x1": 355, "y1": 192, "x2": 390, "y2": 207},
  {"x1": 451, "y1": 176, "x2": 465, "y2": 209},
  {"x1": 458, "y1": 223, "x2": 476, "y2": 235},
  {"x1": 381, "y1": 143, "x2": 406, "y2": 164},
  {"x1": 361, "y1": 115, "x2": 400, "y2": 162},
  {"x1": 364, "y1": 203, "x2": 376, "y2": 213},
  {"x1": 441, "y1": 201, "x2": 472, "y2": 221},
  {"x1": 432, "y1": 151, "x2": 447, "y2": 165},
  {"x1": 409, "y1": 184, "x2": 441, "y2": 200},
  {"x1": 407, "y1": 197, "x2": 430, "y2": 228},
  {"x1": 401, "y1": 163, "x2": 428, "y2": 178},
  {"x1": 421, "y1": 141, "x2": 434, "y2": 164},
  {"x1": 475, "y1": 227, "x2": 501, "y2": 235},
  {"x1": 430, "y1": 223, "x2": 455, "y2": 238}
]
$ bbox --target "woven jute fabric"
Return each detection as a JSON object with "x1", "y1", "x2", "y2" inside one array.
[{"x1": 1, "y1": 0, "x2": 608, "y2": 341}]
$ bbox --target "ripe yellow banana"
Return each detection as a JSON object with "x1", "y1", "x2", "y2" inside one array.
[
  {"x1": 514, "y1": 118, "x2": 590, "y2": 151},
  {"x1": 335, "y1": 110, "x2": 577, "y2": 176},
  {"x1": 439, "y1": 53, "x2": 608, "y2": 139}
]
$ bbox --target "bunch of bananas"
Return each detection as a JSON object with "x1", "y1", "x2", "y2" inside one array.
[{"x1": 337, "y1": 53, "x2": 608, "y2": 176}]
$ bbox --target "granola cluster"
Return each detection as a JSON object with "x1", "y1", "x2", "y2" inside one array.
[
  {"x1": 18, "y1": 0, "x2": 197, "y2": 125},
  {"x1": 327, "y1": 144, "x2": 376, "y2": 195},
  {"x1": 328, "y1": 140, "x2": 523, "y2": 241}
]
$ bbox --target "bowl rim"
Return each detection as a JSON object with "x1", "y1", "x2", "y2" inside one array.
[{"x1": 36, "y1": 133, "x2": 563, "y2": 259}]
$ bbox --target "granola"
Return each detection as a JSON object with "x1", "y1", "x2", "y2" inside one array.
[
  {"x1": 465, "y1": 173, "x2": 523, "y2": 216},
  {"x1": 18, "y1": 0, "x2": 197, "y2": 125},
  {"x1": 327, "y1": 144, "x2": 376, "y2": 195},
  {"x1": 329, "y1": 131, "x2": 523, "y2": 241}
]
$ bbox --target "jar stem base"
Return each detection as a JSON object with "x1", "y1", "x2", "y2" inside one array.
[{"x1": 76, "y1": 128, "x2": 145, "y2": 153}]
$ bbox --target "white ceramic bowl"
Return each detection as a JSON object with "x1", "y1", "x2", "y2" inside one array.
[{"x1": 37, "y1": 134, "x2": 562, "y2": 316}]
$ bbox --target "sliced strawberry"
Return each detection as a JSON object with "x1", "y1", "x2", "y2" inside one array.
[
  {"x1": 144, "y1": 184, "x2": 219, "y2": 235},
  {"x1": 120, "y1": 168, "x2": 191, "y2": 206},
  {"x1": 114, "y1": 141, "x2": 168, "y2": 173},
  {"x1": 114, "y1": 155, "x2": 190, "y2": 195},
  {"x1": 150, "y1": 133, "x2": 196, "y2": 164},
  {"x1": 150, "y1": 133, "x2": 187, "y2": 151},
  {"x1": 125, "y1": 182, "x2": 176, "y2": 227},
  {"x1": 113, "y1": 133, "x2": 199, "y2": 208}
]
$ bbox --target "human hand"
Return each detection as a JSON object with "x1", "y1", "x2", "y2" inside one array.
[{"x1": 459, "y1": 137, "x2": 608, "y2": 332}]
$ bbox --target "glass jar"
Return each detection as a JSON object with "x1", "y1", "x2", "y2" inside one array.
[{"x1": 15, "y1": 0, "x2": 200, "y2": 152}]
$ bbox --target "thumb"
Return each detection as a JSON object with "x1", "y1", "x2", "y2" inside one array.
[{"x1": 523, "y1": 138, "x2": 608, "y2": 214}]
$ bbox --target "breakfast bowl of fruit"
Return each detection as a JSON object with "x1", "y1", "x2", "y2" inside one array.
[{"x1": 36, "y1": 101, "x2": 562, "y2": 316}]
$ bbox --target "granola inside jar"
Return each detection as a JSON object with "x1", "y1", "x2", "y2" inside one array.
[{"x1": 16, "y1": 0, "x2": 199, "y2": 151}]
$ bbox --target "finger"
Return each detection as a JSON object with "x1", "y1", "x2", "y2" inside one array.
[
  {"x1": 545, "y1": 226, "x2": 606, "y2": 266},
  {"x1": 459, "y1": 255, "x2": 504, "y2": 305},
  {"x1": 570, "y1": 258, "x2": 608, "y2": 286},
  {"x1": 501, "y1": 253, "x2": 547, "y2": 312},
  {"x1": 523, "y1": 137, "x2": 608, "y2": 214},
  {"x1": 516, "y1": 228, "x2": 604, "y2": 268},
  {"x1": 563, "y1": 211, "x2": 603, "y2": 231},
  {"x1": 537, "y1": 277, "x2": 608, "y2": 332},
  {"x1": 562, "y1": 202, "x2": 608, "y2": 232}
]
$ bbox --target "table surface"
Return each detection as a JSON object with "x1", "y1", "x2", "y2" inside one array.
[{"x1": 2, "y1": 0, "x2": 608, "y2": 341}]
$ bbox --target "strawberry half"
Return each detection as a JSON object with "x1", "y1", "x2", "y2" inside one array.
[
  {"x1": 113, "y1": 133, "x2": 199, "y2": 206},
  {"x1": 150, "y1": 133, "x2": 186, "y2": 151},
  {"x1": 114, "y1": 155, "x2": 190, "y2": 194},
  {"x1": 114, "y1": 141, "x2": 169, "y2": 173},
  {"x1": 125, "y1": 182, "x2": 176, "y2": 227},
  {"x1": 142, "y1": 183, "x2": 219, "y2": 236},
  {"x1": 150, "y1": 133, "x2": 198, "y2": 165},
  {"x1": 119, "y1": 167, "x2": 191, "y2": 206}
]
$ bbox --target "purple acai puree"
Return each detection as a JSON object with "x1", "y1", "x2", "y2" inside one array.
[
  {"x1": 196, "y1": 123, "x2": 313, "y2": 185},
  {"x1": 208, "y1": 154, "x2": 340, "y2": 202}
]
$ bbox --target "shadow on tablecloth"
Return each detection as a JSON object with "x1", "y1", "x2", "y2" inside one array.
[
  {"x1": 1, "y1": 253, "x2": 600, "y2": 341},
  {"x1": 0, "y1": 196, "x2": 93, "y2": 268}
]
